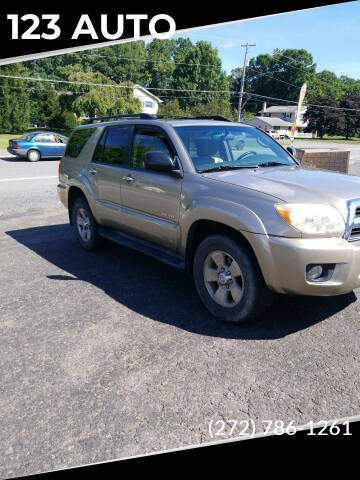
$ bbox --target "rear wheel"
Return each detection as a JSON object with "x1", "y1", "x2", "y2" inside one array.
[
  {"x1": 71, "y1": 197, "x2": 102, "y2": 251},
  {"x1": 27, "y1": 149, "x2": 41, "y2": 162},
  {"x1": 193, "y1": 234, "x2": 273, "y2": 323}
]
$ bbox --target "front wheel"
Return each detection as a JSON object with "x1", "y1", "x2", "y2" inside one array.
[
  {"x1": 193, "y1": 234, "x2": 273, "y2": 323},
  {"x1": 27, "y1": 149, "x2": 41, "y2": 162},
  {"x1": 71, "y1": 197, "x2": 102, "y2": 251}
]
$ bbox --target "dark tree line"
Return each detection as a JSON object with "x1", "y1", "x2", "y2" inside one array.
[{"x1": 304, "y1": 93, "x2": 360, "y2": 139}]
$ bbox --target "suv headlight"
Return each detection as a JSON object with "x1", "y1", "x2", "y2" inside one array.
[{"x1": 275, "y1": 203, "x2": 345, "y2": 235}]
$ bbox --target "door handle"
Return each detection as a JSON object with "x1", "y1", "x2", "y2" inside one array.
[
  {"x1": 89, "y1": 168, "x2": 97, "y2": 175},
  {"x1": 122, "y1": 175, "x2": 135, "y2": 183}
]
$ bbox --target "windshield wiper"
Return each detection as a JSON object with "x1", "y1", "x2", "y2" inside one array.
[
  {"x1": 199, "y1": 165, "x2": 258, "y2": 173},
  {"x1": 256, "y1": 161, "x2": 290, "y2": 168}
]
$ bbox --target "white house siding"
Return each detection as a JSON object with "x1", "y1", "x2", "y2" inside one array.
[
  {"x1": 133, "y1": 86, "x2": 161, "y2": 114},
  {"x1": 257, "y1": 103, "x2": 312, "y2": 137},
  {"x1": 244, "y1": 116, "x2": 292, "y2": 138}
]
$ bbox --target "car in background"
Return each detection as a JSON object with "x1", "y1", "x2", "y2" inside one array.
[{"x1": 7, "y1": 131, "x2": 68, "y2": 162}]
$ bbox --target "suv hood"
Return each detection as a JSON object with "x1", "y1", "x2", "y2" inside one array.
[{"x1": 203, "y1": 165, "x2": 360, "y2": 219}]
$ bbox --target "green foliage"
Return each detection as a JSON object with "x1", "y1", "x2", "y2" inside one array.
[
  {"x1": 303, "y1": 96, "x2": 340, "y2": 138},
  {"x1": 2, "y1": 40, "x2": 360, "y2": 136},
  {"x1": 171, "y1": 40, "x2": 229, "y2": 108},
  {"x1": 52, "y1": 110, "x2": 78, "y2": 130},
  {"x1": 339, "y1": 93, "x2": 360, "y2": 139},
  {"x1": 70, "y1": 72, "x2": 142, "y2": 118},
  {"x1": 145, "y1": 39, "x2": 177, "y2": 89},
  {"x1": 0, "y1": 64, "x2": 30, "y2": 133},
  {"x1": 189, "y1": 99, "x2": 236, "y2": 120},
  {"x1": 30, "y1": 87, "x2": 60, "y2": 126},
  {"x1": 159, "y1": 99, "x2": 189, "y2": 116}
]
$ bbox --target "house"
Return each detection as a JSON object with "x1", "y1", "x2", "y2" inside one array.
[
  {"x1": 245, "y1": 102, "x2": 314, "y2": 138},
  {"x1": 78, "y1": 84, "x2": 162, "y2": 120},
  {"x1": 133, "y1": 85, "x2": 162, "y2": 115}
]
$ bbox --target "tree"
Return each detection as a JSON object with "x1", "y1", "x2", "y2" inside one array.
[
  {"x1": 159, "y1": 99, "x2": 189, "y2": 116},
  {"x1": 30, "y1": 87, "x2": 60, "y2": 126},
  {"x1": 338, "y1": 92, "x2": 360, "y2": 139},
  {"x1": 70, "y1": 72, "x2": 141, "y2": 117},
  {"x1": 0, "y1": 64, "x2": 30, "y2": 133},
  {"x1": 145, "y1": 39, "x2": 177, "y2": 90},
  {"x1": 243, "y1": 49, "x2": 316, "y2": 113},
  {"x1": 303, "y1": 96, "x2": 340, "y2": 138},
  {"x1": 52, "y1": 110, "x2": 78, "y2": 130},
  {"x1": 189, "y1": 99, "x2": 236, "y2": 120},
  {"x1": 171, "y1": 40, "x2": 229, "y2": 108}
]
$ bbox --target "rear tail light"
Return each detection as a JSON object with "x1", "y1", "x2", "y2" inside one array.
[{"x1": 13, "y1": 143, "x2": 19, "y2": 149}]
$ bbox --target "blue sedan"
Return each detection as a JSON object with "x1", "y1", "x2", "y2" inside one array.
[{"x1": 7, "y1": 131, "x2": 68, "y2": 162}]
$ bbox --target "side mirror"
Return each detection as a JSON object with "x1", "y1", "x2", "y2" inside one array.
[
  {"x1": 286, "y1": 146, "x2": 297, "y2": 159},
  {"x1": 144, "y1": 151, "x2": 175, "y2": 172}
]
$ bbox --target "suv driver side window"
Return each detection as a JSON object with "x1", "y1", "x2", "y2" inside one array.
[{"x1": 130, "y1": 128, "x2": 174, "y2": 169}]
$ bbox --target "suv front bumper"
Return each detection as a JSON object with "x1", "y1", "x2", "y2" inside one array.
[{"x1": 249, "y1": 234, "x2": 360, "y2": 296}]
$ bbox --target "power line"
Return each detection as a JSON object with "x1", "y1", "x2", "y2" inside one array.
[
  {"x1": 2, "y1": 73, "x2": 360, "y2": 114},
  {"x1": 251, "y1": 72, "x2": 302, "y2": 89},
  {"x1": 0, "y1": 73, "x2": 235, "y2": 94},
  {"x1": 243, "y1": 91, "x2": 360, "y2": 113}
]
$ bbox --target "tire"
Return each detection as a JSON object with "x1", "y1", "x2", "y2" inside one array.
[
  {"x1": 27, "y1": 149, "x2": 41, "y2": 162},
  {"x1": 71, "y1": 197, "x2": 102, "y2": 251},
  {"x1": 193, "y1": 234, "x2": 273, "y2": 323}
]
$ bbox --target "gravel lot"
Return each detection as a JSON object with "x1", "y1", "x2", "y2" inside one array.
[{"x1": 0, "y1": 146, "x2": 359, "y2": 478}]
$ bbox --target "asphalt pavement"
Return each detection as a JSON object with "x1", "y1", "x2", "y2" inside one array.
[{"x1": 0, "y1": 146, "x2": 360, "y2": 478}]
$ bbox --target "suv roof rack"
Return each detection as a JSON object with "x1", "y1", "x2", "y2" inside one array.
[
  {"x1": 86, "y1": 113, "x2": 154, "y2": 124},
  {"x1": 154, "y1": 114, "x2": 233, "y2": 122},
  {"x1": 86, "y1": 113, "x2": 233, "y2": 124}
]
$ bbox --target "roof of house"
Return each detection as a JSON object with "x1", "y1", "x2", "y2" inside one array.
[
  {"x1": 258, "y1": 105, "x2": 306, "y2": 114},
  {"x1": 133, "y1": 84, "x2": 163, "y2": 103},
  {"x1": 246, "y1": 116, "x2": 293, "y2": 127}
]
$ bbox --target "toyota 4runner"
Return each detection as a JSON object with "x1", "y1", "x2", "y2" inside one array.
[{"x1": 58, "y1": 114, "x2": 360, "y2": 323}]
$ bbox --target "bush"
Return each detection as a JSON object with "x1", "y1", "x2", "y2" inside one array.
[{"x1": 51, "y1": 111, "x2": 78, "y2": 130}]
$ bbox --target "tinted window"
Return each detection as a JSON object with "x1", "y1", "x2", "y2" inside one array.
[
  {"x1": 65, "y1": 128, "x2": 95, "y2": 158},
  {"x1": 131, "y1": 128, "x2": 173, "y2": 169},
  {"x1": 93, "y1": 127, "x2": 129, "y2": 165}
]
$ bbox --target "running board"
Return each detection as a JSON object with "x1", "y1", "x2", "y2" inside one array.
[{"x1": 98, "y1": 228, "x2": 185, "y2": 270}]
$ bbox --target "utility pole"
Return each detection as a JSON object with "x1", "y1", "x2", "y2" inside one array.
[{"x1": 237, "y1": 42, "x2": 256, "y2": 122}]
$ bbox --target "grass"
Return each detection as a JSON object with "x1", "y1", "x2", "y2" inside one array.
[
  {"x1": 297, "y1": 136, "x2": 360, "y2": 145},
  {"x1": 0, "y1": 128, "x2": 73, "y2": 150},
  {"x1": 278, "y1": 135, "x2": 360, "y2": 146}
]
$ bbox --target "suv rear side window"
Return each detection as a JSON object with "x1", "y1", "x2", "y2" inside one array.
[
  {"x1": 65, "y1": 128, "x2": 95, "y2": 158},
  {"x1": 93, "y1": 127, "x2": 129, "y2": 165},
  {"x1": 131, "y1": 128, "x2": 173, "y2": 169}
]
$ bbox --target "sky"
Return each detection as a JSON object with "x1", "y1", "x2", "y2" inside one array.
[{"x1": 172, "y1": 1, "x2": 360, "y2": 78}]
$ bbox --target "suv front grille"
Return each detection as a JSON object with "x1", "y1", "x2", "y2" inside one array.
[{"x1": 345, "y1": 199, "x2": 360, "y2": 242}]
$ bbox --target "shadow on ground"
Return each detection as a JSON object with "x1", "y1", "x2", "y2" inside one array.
[{"x1": 6, "y1": 223, "x2": 357, "y2": 340}]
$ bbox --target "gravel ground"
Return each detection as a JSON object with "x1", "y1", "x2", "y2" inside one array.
[{"x1": 0, "y1": 150, "x2": 359, "y2": 478}]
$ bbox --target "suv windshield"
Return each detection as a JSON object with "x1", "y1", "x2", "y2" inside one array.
[{"x1": 174, "y1": 125, "x2": 297, "y2": 172}]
